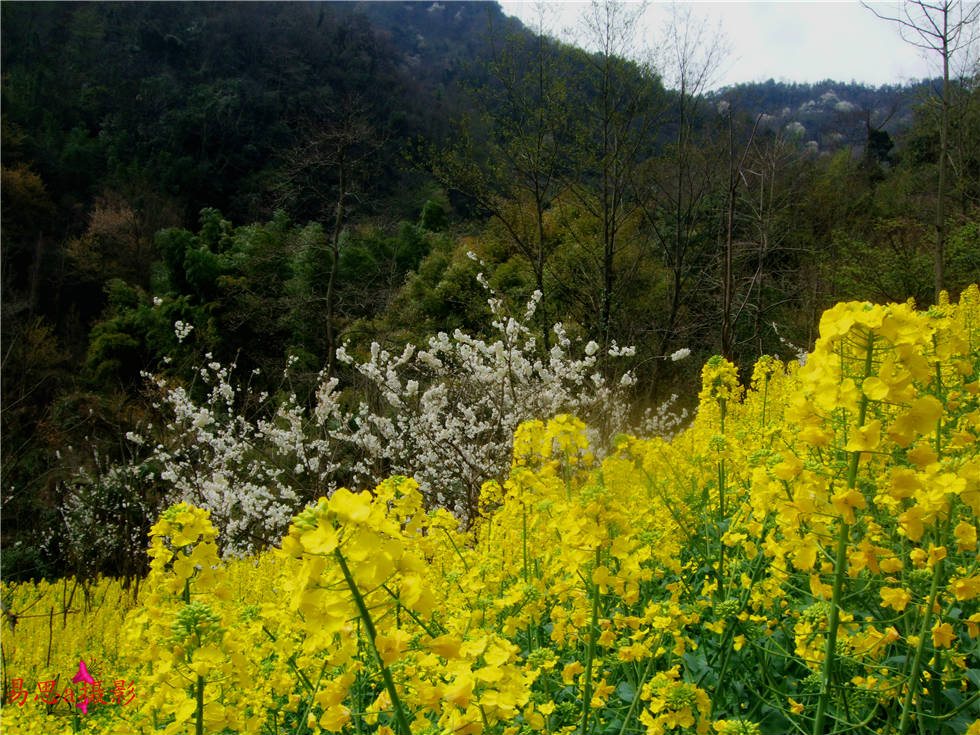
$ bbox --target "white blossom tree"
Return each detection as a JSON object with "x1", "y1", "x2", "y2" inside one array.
[{"x1": 103, "y1": 273, "x2": 686, "y2": 555}]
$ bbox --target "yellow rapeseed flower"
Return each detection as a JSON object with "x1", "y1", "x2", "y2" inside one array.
[{"x1": 880, "y1": 587, "x2": 912, "y2": 611}]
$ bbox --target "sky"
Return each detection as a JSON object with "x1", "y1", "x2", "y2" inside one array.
[{"x1": 497, "y1": 1, "x2": 976, "y2": 90}]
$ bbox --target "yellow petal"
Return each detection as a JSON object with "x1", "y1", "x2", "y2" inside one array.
[
  {"x1": 845, "y1": 420, "x2": 881, "y2": 453},
  {"x1": 300, "y1": 520, "x2": 339, "y2": 555},
  {"x1": 862, "y1": 377, "x2": 889, "y2": 401}
]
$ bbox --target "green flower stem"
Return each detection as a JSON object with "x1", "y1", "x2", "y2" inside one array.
[
  {"x1": 195, "y1": 674, "x2": 205, "y2": 735},
  {"x1": 563, "y1": 454, "x2": 572, "y2": 500},
  {"x1": 717, "y1": 396, "x2": 727, "y2": 600},
  {"x1": 934, "y1": 340, "x2": 943, "y2": 455},
  {"x1": 295, "y1": 656, "x2": 331, "y2": 735},
  {"x1": 581, "y1": 545, "x2": 602, "y2": 735},
  {"x1": 334, "y1": 548, "x2": 411, "y2": 735},
  {"x1": 618, "y1": 657, "x2": 654, "y2": 735},
  {"x1": 899, "y1": 558, "x2": 943, "y2": 735},
  {"x1": 719, "y1": 396, "x2": 727, "y2": 517},
  {"x1": 813, "y1": 331, "x2": 876, "y2": 735},
  {"x1": 939, "y1": 689, "x2": 980, "y2": 720},
  {"x1": 928, "y1": 649, "x2": 944, "y2": 732},
  {"x1": 522, "y1": 504, "x2": 530, "y2": 583},
  {"x1": 380, "y1": 585, "x2": 442, "y2": 637},
  {"x1": 813, "y1": 514, "x2": 850, "y2": 735},
  {"x1": 761, "y1": 373, "x2": 770, "y2": 426},
  {"x1": 707, "y1": 541, "x2": 770, "y2": 706},
  {"x1": 262, "y1": 626, "x2": 315, "y2": 692},
  {"x1": 439, "y1": 527, "x2": 469, "y2": 572},
  {"x1": 354, "y1": 620, "x2": 365, "y2": 735},
  {"x1": 194, "y1": 627, "x2": 205, "y2": 735}
]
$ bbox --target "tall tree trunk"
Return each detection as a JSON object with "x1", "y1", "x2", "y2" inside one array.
[
  {"x1": 536, "y1": 195, "x2": 551, "y2": 350},
  {"x1": 28, "y1": 233, "x2": 43, "y2": 317},
  {"x1": 935, "y1": 23, "x2": 949, "y2": 301},
  {"x1": 722, "y1": 111, "x2": 736, "y2": 360},
  {"x1": 326, "y1": 151, "x2": 346, "y2": 378},
  {"x1": 652, "y1": 265, "x2": 685, "y2": 401}
]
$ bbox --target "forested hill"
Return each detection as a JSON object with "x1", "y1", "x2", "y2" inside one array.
[
  {"x1": 357, "y1": 0, "x2": 525, "y2": 90},
  {"x1": 1, "y1": 1, "x2": 952, "y2": 337},
  {"x1": 709, "y1": 78, "x2": 936, "y2": 152},
  {"x1": 0, "y1": 2, "x2": 536, "y2": 326},
  {"x1": 1, "y1": 2, "x2": 462, "y2": 226},
  {"x1": 2, "y1": 1, "x2": 978, "y2": 581},
  {"x1": 0, "y1": 2, "x2": 945, "y2": 236},
  {"x1": 1, "y1": 2, "x2": 939, "y2": 236}
]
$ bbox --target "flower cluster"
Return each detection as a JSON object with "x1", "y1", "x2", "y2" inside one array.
[
  {"x1": 122, "y1": 503, "x2": 268, "y2": 734},
  {"x1": 3, "y1": 287, "x2": 978, "y2": 735},
  {"x1": 127, "y1": 290, "x2": 661, "y2": 554}
]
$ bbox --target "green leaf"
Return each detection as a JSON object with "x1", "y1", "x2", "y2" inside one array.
[{"x1": 615, "y1": 680, "x2": 635, "y2": 703}]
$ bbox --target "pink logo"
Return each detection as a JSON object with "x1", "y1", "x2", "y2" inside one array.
[
  {"x1": 71, "y1": 659, "x2": 95, "y2": 715},
  {"x1": 4, "y1": 657, "x2": 136, "y2": 712}
]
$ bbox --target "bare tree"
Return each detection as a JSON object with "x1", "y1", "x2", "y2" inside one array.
[
  {"x1": 427, "y1": 9, "x2": 571, "y2": 348},
  {"x1": 863, "y1": 0, "x2": 980, "y2": 299},
  {"x1": 273, "y1": 97, "x2": 383, "y2": 376},
  {"x1": 633, "y1": 5, "x2": 729, "y2": 390},
  {"x1": 735, "y1": 126, "x2": 810, "y2": 356},
  {"x1": 721, "y1": 108, "x2": 762, "y2": 360},
  {"x1": 564, "y1": 0, "x2": 664, "y2": 351}
]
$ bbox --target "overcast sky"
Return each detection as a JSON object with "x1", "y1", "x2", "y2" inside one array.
[{"x1": 498, "y1": 1, "x2": 977, "y2": 90}]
